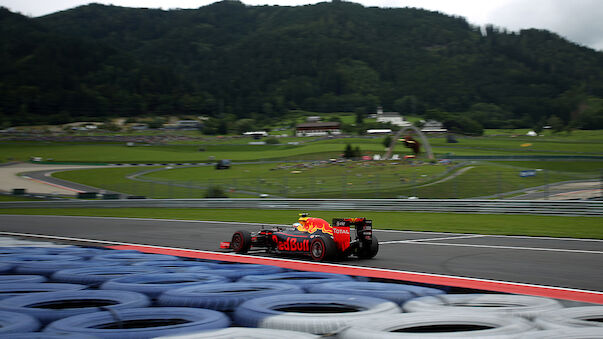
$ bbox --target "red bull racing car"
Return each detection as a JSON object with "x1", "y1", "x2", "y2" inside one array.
[{"x1": 220, "y1": 214, "x2": 378, "y2": 261}]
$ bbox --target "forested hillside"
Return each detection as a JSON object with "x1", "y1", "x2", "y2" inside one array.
[{"x1": 1, "y1": 0, "x2": 603, "y2": 132}]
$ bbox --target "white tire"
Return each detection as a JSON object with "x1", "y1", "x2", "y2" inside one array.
[
  {"x1": 337, "y1": 312, "x2": 535, "y2": 338},
  {"x1": 155, "y1": 327, "x2": 320, "y2": 338},
  {"x1": 516, "y1": 327, "x2": 603, "y2": 338},
  {"x1": 533, "y1": 306, "x2": 603, "y2": 329},
  {"x1": 403, "y1": 294, "x2": 562, "y2": 319}
]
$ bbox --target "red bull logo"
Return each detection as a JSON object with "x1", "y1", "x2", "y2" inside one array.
[
  {"x1": 272, "y1": 235, "x2": 310, "y2": 252},
  {"x1": 296, "y1": 217, "x2": 333, "y2": 236}
]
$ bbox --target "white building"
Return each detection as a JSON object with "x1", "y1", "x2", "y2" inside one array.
[
  {"x1": 376, "y1": 107, "x2": 411, "y2": 127},
  {"x1": 420, "y1": 120, "x2": 447, "y2": 133}
]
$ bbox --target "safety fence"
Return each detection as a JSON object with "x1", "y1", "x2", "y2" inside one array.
[{"x1": 1, "y1": 199, "x2": 601, "y2": 216}]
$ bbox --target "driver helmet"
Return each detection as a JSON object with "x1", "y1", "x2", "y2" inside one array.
[{"x1": 293, "y1": 222, "x2": 305, "y2": 231}]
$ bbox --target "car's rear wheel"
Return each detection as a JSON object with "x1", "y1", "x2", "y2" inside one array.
[
  {"x1": 310, "y1": 236, "x2": 336, "y2": 261},
  {"x1": 231, "y1": 230, "x2": 252, "y2": 254},
  {"x1": 357, "y1": 235, "x2": 379, "y2": 259}
]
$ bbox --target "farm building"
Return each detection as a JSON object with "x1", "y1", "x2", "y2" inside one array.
[{"x1": 295, "y1": 122, "x2": 341, "y2": 137}]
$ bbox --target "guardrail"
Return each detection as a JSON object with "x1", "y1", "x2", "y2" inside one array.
[{"x1": 1, "y1": 199, "x2": 601, "y2": 216}]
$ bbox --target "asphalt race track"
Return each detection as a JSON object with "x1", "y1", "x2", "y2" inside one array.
[{"x1": 1, "y1": 214, "x2": 602, "y2": 299}]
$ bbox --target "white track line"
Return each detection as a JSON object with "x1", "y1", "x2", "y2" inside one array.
[
  {"x1": 380, "y1": 240, "x2": 603, "y2": 254},
  {"x1": 380, "y1": 234, "x2": 487, "y2": 244}
]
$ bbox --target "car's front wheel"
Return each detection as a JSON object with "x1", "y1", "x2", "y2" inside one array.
[{"x1": 231, "y1": 230, "x2": 252, "y2": 254}]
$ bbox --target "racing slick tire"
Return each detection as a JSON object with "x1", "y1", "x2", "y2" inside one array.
[
  {"x1": 154, "y1": 327, "x2": 320, "y2": 338},
  {"x1": 357, "y1": 236, "x2": 379, "y2": 259},
  {"x1": 0, "y1": 310, "x2": 40, "y2": 334},
  {"x1": 231, "y1": 230, "x2": 252, "y2": 254},
  {"x1": 337, "y1": 312, "x2": 535, "y2": 338},
  {"x1": 157, "y1": 282, "x2": 304, "y2": 311},
  {"x1": 233, "y1": 293, "x2": 401, "y2": 334},
  {"x1": 309, "y1": 236, "x2": 336, "y2": 261},
  {"x1": 0, "y1": 290, "x2": 150, "y2": 325},
  {"x1": 403, "y1": 294, "x2": 562, "y2": 319},
  {"x1": 533, "y1": 306, "x2": 603, "y2": 329},
  {"x1": 44, "y1": 307, "x2": 230, "y2": 338}
]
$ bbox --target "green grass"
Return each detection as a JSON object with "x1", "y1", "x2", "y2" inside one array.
[
  {"x1": 2, "y1": 129, "x2": 602, "y2": 164},
  {"x1": 0, "y1": 208, "x2": 600, "y2": 239}
]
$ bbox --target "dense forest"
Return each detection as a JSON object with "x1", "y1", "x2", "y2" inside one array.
[{"x1": 1, "y1": 0, "x2": 603, "y2": 133}]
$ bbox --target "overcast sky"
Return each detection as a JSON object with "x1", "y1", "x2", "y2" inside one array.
[{"x1": 3, "y1": 0, "x2": 602, "y2": 51}]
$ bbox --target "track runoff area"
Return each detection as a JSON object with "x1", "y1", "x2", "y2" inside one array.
[{"x1": 2, "y1": 229, "x2": 601, "y2": 305}]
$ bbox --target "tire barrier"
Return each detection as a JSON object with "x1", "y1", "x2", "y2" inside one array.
[
  {"x1": 238, "y1": 272, "x2": 356, "y2": 290},
  {"x1": 233, "y1": 293, "x2": 401, "y2": 334},
  {"x1": 100, "y1": 273, "x2": 230, "y2": 298},
  {"x1": 0, "y1": 263, "x2": 12, "y2": 274},
  {"x1": 337, "y1": 312, "x2": 536, "y2": 338},
  {"x1": 533, "y1": 306, "x2": 603, "y2": 329},
  {"x1": 90, "y1": 252, "x2": 180, "y2": 263},
  {"x1": 185, "y1": 264, "x2": 285, "y2": 281},
  {"x1": 0, "y1": 283, "x2": 87, "y2": 300},
  {"x1": 44, "y1": 307, "x2": 230, "y2": 338},
  {"x1": 0, "y1": 247, "x2": 48, "y2": 256},
  {"x1": 517, "y1": 327, "x2": 603, "y2": 338},
  {"x1": 132, "y1": 260, "x2": 216, "y2": 272},
  {"x1": 0, "y1": 333, "x2": 98, "y2": 338},
  {"x1": 154, "y1": 327, "x2": 320, "y2": 338},
  {"x1": 44, "y1": 246, "x2": 112, "y2": 259},
  {"x1": 0, "y1": 254, "x2": 84, "y2": 265},
  {"x1": 158, "y1": 282, "x2": 305, "y2": 311},
  {"x1": 51, "y1": 266, "x2": 167, "y2": 286},
  {"x1": 0, "y1": 310, "x2": 40, "y2": 334},
  {"x1": 307, "y1": 282, "x2": 445, "y2": 305},
  {"x1": 0, "y1": 274, "x2": 46, "y2": 283},
  {"x1": 402, "y1": 294, "x2": 563, "y2": 319},
  {"x1": 14, "y1": 260, "x2": 117, "y2": 277},
  {"x1": 0, "y1": 290, "x2": 150, "y2": 325}
]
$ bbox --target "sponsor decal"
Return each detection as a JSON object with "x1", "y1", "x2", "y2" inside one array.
[
  {"x1": 333, "y1": 227, "x2": 350, "y2": 236},
  {"x1": 272, "y1": 235, "x2": 310, "y2": 252}
]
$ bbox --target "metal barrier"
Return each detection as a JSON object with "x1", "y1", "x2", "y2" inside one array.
[{"x1": 1, "y1": 199, "x2": 601, "y2": 216}]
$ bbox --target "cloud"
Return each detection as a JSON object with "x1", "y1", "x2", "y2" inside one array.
[{"x1": 488, "y1": 0, "x2": 603, "y2": 50}]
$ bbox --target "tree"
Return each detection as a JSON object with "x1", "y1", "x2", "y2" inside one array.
[
  {"x1": 547, "y1": 115, "x2": 565, "y2": 133},
  {"x1": 382, "y1": 135, "x2": 392, "y2": 148}
]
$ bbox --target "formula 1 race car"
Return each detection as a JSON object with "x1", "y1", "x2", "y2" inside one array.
[{"x1": 220, "y1": 214, "x2": 378, "y2": 261}]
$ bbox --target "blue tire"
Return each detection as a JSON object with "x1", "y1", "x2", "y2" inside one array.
[
  {"x1": 158, "y1": 282, "x2": 305, "y2": 311},
  {"x1": 100, "y1": 273, "x2": 229, "y2": 298},
  {"x1": 0, "y1": 247, "x2": 48, "y2": 256},
  {"x1": 0, "y1": 275, "x2": 46, "y2": 283},
  {"x1": 44, "y1": 307, "x2": 230, "y2": 338},
  {"x1": 132, "y1": 260, "x2": 216, "y2": 272},
  {"x1": 51, "y1": 266, "x2": 166, "y2": 286},
  {"x1": 0, "y1": 263, "x2": 13, "y2": 274},
  {"x1": 0, "y1": 283, "x2": 87, "y2": 300},
  {"x1": 44, "y1": 247, "x2": 113, "y2": 259},
  {"x1": 0, "y1": 290, "x2": 150, "y2": 325},
  {"x1": 15, "y1": 260, "x2": 115, "y2": 277},
  {"x1": 307, "y1": 281, "x2": 445, "y2": 305},
  {"x1": 90, "y1": 252, "x2": 178, "y2": 264},
  {"x1": 186, "y1": 264, "x2": 285, "y2": 281},
  {"x1": 0, "y1": 333, "x2": 98, "y2": 338},
  {"x1": 238, "y1": 271, "x2": 355, "y2": 290},
  {"x1": 0, "y1": 310, "x2": 40, "y2": 334},
  {"x1": 233, "y1": 294, "x2": 401, "y2": 334},
  {"x1": 0, "y1": 254, "x2": 84, "y2": 264}
]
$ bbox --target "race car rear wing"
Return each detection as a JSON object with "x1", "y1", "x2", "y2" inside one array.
[{"x1": 332, "y1": 218, "x2": 372, "y2": 241}]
